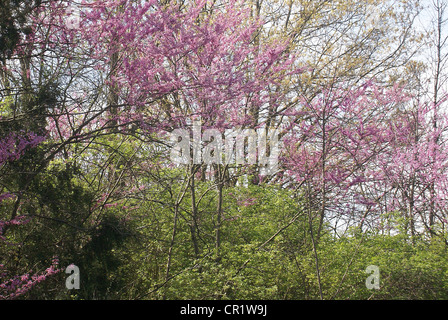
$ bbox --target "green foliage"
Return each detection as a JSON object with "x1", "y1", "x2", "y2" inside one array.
[
  {"x1": 115, "y1": 178, "x2": 448, "y2": 300},
  {"x1": 4, "y1": 147, "x2": 448, "y2": 300}
]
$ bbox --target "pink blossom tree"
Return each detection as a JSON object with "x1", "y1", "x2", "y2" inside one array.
[
  {"x1": 281, "y1": 82, "x2": 408, "y2": 235},
  {"x1": 74, "y1": 0, "x2": 303, "y2": 132},
  {"x1": 282, "y1": 79, "x2": 448, "y2": 241},
  {"x1": 0, "y1": 0, "x2": 304, "y2": 298},
  {"x1": 372, "y1": 96, "x2": 448, "y2": 239}
]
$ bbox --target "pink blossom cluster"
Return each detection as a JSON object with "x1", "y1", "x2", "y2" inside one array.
[
  {"x1": 77, "y1": 0, "x2": 303, "y2": 131},
  {"x1": 0, "y1": 258, "x2": 61, "y2": 300},
  {"x1": 0, "y1": 132, "x2": 45, "y2": 166},
  {"x1": 282, "y1": 80, "x2": 448, "y2": 231},
  {"x1": 0, "y1": 216, "x2": 30, "y2": 241}
]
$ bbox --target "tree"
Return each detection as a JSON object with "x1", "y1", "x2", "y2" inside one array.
[
  {"x1": 0, "y1": 131, "x2": 62, "y2": 300},
  {"x1": 0, "y1": 0, "x2": 304, "y2": 299}
]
